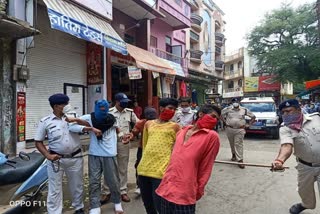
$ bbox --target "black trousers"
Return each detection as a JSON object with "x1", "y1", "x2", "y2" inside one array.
[
  {"x1": 159, "y1": 196, "x2": 196, "y2": 214},
  {"x1": 135, "y1": 147, "x2": 143, "y2": 187},
  {"x1": 139, "y1": 175, "x2": 162, "y2": 214}
]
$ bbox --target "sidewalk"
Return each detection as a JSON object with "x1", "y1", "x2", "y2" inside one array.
[{"x1": 24, "y1": 137, "x2": 141, "y2": 213}]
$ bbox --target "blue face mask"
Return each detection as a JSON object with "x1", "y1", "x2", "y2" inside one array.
[
  {"x1": 94, "y1": 100, "x2": 109, "y2": 122},
  {"x1": 120, "y1": 101, "x2": 128, "y2": 108}
]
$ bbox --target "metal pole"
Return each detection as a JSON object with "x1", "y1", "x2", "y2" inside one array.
[{"x1": 215, "y1": 160, "x2": 290, "y2": 169}]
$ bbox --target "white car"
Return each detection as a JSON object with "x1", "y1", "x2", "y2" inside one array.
[{"x1": 240, "y1": 97, "x2": 280, "y2": 139}]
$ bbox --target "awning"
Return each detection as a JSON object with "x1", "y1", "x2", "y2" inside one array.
[
  {"x1": 297, "y1": 85, "x2": 320, "y2": 97},
  {"x1": 126, "y1": 44, "x2": 175, "y2": 75},
  {"x1": 43, "y1": 0, "x2": 127, "y2": 55},
  {"x1": 161, "y1": 59, "x2": 185, "y2": 77}
]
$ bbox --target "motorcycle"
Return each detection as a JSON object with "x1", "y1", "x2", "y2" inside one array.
[{"x1": 0, "y1": 151, "x2": 48, "y2": 214}]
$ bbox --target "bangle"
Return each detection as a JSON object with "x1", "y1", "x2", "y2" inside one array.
[{"x1": 275, "y1": 159, "x2": 284, "y2": 164}]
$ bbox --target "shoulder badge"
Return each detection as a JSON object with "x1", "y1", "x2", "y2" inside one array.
[
  {"x1": 125, "y1": 108, "x2": 133, "y2": 112},
  {"x1": 109, "y1": 107, "x2": 115, "y2": 111},
  {"x1": 40, "y1": 116, "x2": 50, "y2": 122}
]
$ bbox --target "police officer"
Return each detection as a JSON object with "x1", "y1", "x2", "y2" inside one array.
[
  {"x1": 221, "y1": 98, "x2": 255, "y2": 168},
  {"x1": 35, "y1": 93, "x2": 101, "y2": 214},
  {"x1": 272, "y1": 99, "x2": 320, "y2": 214},
  {"x1": 101, "y1": 92, "x2": 138, "y2": 203}
]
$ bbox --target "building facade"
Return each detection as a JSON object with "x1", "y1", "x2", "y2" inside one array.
[
  {"x1": 223, "y1": 47, "x2": 293, "y2": 105},
  {"x1": 186, "y1": 0, "x2": 225, "y2": 105}
]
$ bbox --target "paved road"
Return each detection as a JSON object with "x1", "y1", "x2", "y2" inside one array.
[{"x1": 22, "y1": 131, "x2": 320, "y2": 214}]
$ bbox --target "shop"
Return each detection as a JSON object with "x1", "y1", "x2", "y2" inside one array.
[{"x1": 25, "y1": 0, "x2": 127, "y2": 141}]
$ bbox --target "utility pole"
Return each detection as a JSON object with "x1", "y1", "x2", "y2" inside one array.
[{"x1": 316, "y1": 0, "x2": 320, "y2": 46}]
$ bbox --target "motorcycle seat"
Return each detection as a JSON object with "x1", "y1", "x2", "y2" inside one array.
[{"x1": 0, "y1": 152, "x2": 45, "y2": 186}]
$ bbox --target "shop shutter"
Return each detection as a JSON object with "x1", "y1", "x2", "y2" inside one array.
[{"x1": 25, "y1": 7, "x2": 87, "y2": 140}]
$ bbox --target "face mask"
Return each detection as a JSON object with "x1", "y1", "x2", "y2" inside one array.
[
  {"x1": 196, "y1": 114, "x2": 218, "y2": 130},
  {"x1": 159, "y1": 109, "x2": 175, "y2": 121},
  {"x1": 119, "y1": 101, "x2": 128, "y2": 108},
  {"x1": 282, "y1": 112, "x2": 303, "y2": 125},
  {"x1": 63, "y1": 104, "x2": 72, "y2": 114},
  {"x1": 233, "y1": 103, "x2": 239, "y2": 108},
  {"x1": 181, "y1": 107, "x2": 191, "y2": 113}
]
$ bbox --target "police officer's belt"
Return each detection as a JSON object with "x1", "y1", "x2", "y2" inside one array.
[
  {"x1": 49, "y1": 148, "x2": 81, "y2": 158},
  {"x1": 297, "y1": 158, "x2": 320, "y2": 167},
  {"x1": 226, "y1": 125, "x2": 243, "y2": 129}
]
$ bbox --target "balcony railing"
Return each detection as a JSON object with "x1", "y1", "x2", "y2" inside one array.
[
  {"x1": 224, "y1": 68, "x2": 243, "y2": 79},
  {"x1": 188, "y1": 0, "x2": 199, "y2": 10},
  {"x1": 190, "y1": 30, "x2": 199, "y2": 43},
  {"x1": 215, "y1": 46, "x2": 221, "y2": 54},
  {"x1": 223, "y1": 88, "x2": 243, "y2": 93},
  {"x1": 149, "y1": 47, "x2": 187, "y2": 70},
  {"x1": 215, "y1": 60, "x2": 224, "y2": 71},
  {"x1": 191, "y1": 13, "x2": 203, "y2": 33},
  {"x1": 189, "y1": 49, "x2": 203, "y2": 63},
  {"x1": 215, "y1": 32, "x2": 224, "y2": 46}
]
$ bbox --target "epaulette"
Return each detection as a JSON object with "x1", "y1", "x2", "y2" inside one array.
[
  {"x1": 109, "y1": 107, "x2": 115, "y2": 111},
  {"x1": 40, "y1": 116, "x2": 50, "y2": 122},
  {"x1": 125, "y1": 108, "x2": 133, "y2": 112},
  {"x1": 309, "y1": 112, "x2": 320, "y2": 117}
]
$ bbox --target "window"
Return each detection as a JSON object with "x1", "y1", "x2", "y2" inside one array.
[
  {"x1": 150, "y1": 36, "x2": 157, "y2": 47},
  {"x1": 238, "y1": 79, "x2": 243, "y2": 87},
  {"x1": 166, "y1": 36, "x2": 172, "y2": 53},
  {"x1": 124, "y1": 34, "x2": 135, "y2": 45},
  {"x1": 174, "y1": 0, "x2": 182, "y2": 6},
  {"x1": 238, "y1": 61, "x2": 243, "y2": 69},
  {"x1": 230, "y1": 64, "x2": 234, "y2": 72},
  {"x1": 228, "y1": 81, "x2": 234, "y2": 89}
]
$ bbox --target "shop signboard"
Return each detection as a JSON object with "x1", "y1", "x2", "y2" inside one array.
[
  {"x1": 87, "y1": 43, "x2": 103, "y2": 85},
  {"x1": 244, "y1": 77, "x2": 259, "y2": 92},
  {"x1": 128, "y1": 66, "x2": 142, "y2": 80},
  {"x1": 17, "y1": 92, "x2": 26, "y2": 142},
  {"x1": 258, "y1": 75, "x2": 280, "y2": 91}
]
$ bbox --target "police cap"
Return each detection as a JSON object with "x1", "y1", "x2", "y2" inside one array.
[
  {"x1": 279, "y1": 99, "x2": 299, "y2": 111},
  {"x1": 48, "y1": 93, "x2": 69, "y2": 106}
]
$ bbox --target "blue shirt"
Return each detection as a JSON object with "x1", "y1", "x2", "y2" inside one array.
[{"x1": 80, "y1": 114, "x2": 117, "y2": 157}]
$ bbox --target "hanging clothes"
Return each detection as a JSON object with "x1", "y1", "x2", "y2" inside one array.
[{"x1": 180, "y1": 81, "x2": 187, "y2": 97}]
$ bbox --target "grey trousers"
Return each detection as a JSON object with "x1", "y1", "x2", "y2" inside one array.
[
  {"x1": 226, "y1": 127, "x2": 246, "y2": 160},
  {"x1": 103, "y1": 142, "x2": 130, "y2": 195},
  {"x1": 296, "y1": 162, "x2": 320, "y2": 209},
  {"x1": 47, "y1": 157, "x2": 84, "y2": 214},
  {"x1": 88, "y1": 155, "x2": 121, "y2": 209}
]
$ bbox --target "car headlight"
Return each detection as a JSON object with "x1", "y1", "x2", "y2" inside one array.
[{"x1": 266, "y1": 119, "x2": 278, "y2": 124}]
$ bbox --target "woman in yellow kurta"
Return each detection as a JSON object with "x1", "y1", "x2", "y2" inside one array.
[{"x1": 137, "y1": 98, "x2": 180, "y2": 214}]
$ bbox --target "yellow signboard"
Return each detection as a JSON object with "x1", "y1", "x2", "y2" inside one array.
[{"x1": 244, "y1": 77, "x2": 259, "y2": 92}]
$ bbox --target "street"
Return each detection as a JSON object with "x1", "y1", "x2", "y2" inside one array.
[
  {"x1": 22, "y1": 130, "x2": 320, "y2": 214},
  {"x1": 71, "y1": 130, "x2": 319, "y2": 214}
]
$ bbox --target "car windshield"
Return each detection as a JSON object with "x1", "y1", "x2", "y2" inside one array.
[{"x1": 241, "y1": 102, "x2": 276, "y2": 112}]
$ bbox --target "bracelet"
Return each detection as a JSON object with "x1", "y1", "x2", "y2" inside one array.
[{"x1": 275, "y1": 159, "x2": 284, "y2": 164}]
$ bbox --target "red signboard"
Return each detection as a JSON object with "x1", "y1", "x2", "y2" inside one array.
[
  {"x1": 305, "y1": 79, "x2": 320, "y2": 89},
  {"x1": 258, "y1": 76, "x2": 280, "y2": 91},
  {"x1": 87, "y1": 43, "x2": 103, "y2": 85},
  {"x1": 17, "y1": 92, "x2": 26, "y2": 142}
]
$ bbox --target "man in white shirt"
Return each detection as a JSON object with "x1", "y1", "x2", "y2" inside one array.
[{"x1": 172, "y1": 97, "x2": 196, "y2": 127}]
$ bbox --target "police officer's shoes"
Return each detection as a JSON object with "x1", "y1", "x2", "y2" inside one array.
[
  {"x1": 289, "y1": 203, "x2": 306, "y2": 214},
  {"x1": 74, "y1": 208, "x2": 85, "y2": 214}
]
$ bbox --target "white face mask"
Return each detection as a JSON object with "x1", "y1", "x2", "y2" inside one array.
[
  {"x1": 181, "y1": 107, "x2": 191, "y2": 113},
  {"x1": 63, "y1": 104, "x2": 72, "y2": 114},
  {"x1": 232, "y1": 103, "x2": 240, "y2": 108}
]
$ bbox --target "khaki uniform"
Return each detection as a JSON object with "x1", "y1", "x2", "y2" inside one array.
[
  {"x1": 222, "y1": 106, "x2": 255, "y2": 160},
  {"x1": 280, "y1": 113, "x2": 320, "y2": 209},
  {"x1": 103, "y1": 107, "x2": 138, "y2": 195}
]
